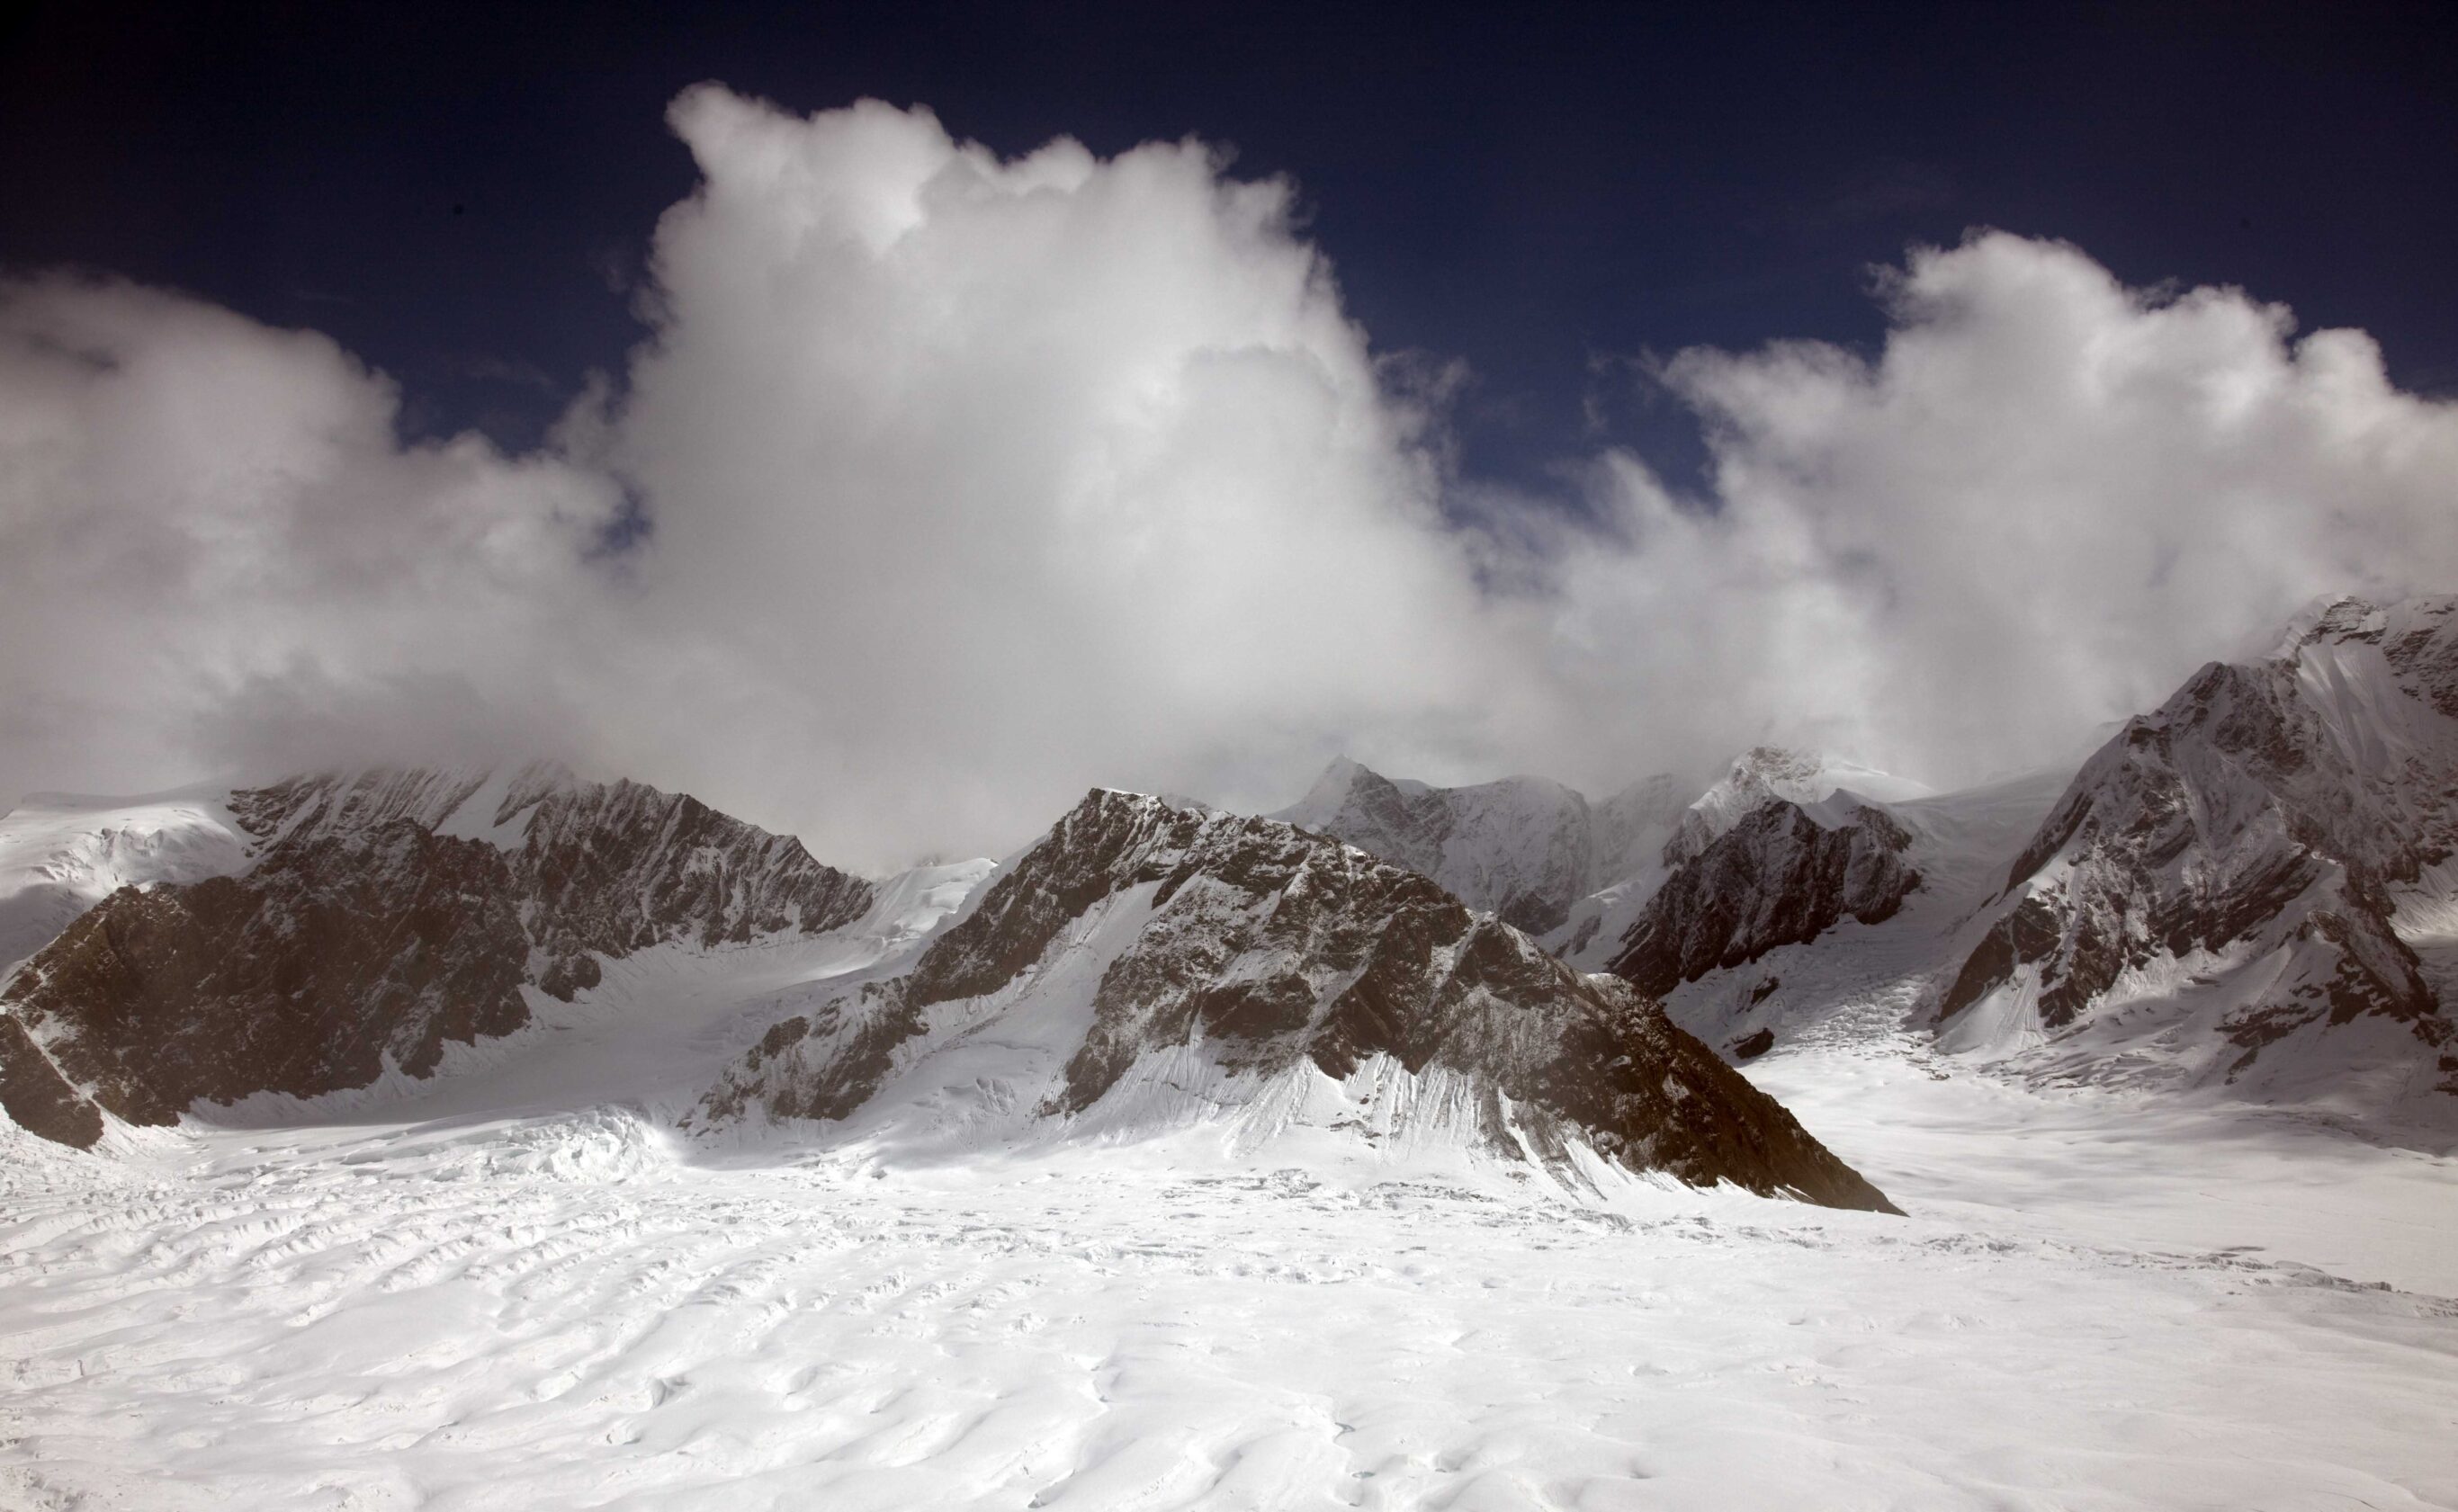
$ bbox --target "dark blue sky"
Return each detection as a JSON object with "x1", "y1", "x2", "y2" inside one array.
[{"x1": 5, "y1": 1, "x2": 2453, "y2": 490}]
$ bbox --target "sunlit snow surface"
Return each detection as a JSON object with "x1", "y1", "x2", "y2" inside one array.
[{"x1": 7, "y1": 980, "x2": 2455, "y2": 1510}]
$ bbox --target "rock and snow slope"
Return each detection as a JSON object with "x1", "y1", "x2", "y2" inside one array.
[
  {"x1": 1276, "y1": 600, "x2": 2458, "y2": 1133},
  {"x1": 0, "y1": 787, "x2": 252, "y2": 979},
  {"x1": 1276, "y1": 748, "x2": 1945, "y2": 1006},
  {"x1": 702, "y1": 789, "x2": 1897, "y2": 1212},
  {"x1": 1935, "y1": 595, "x2": 2458, "y2": 1120},
  {"x1": 0, "y1": 765, "x2": 874, "y2": 1146},
  {"x1": 0, "y1": 771, "x2": 1890, "y2": 1211},
  {"x1": 1644, "y1": 600, "x2": 2458, "y2": 1132}
]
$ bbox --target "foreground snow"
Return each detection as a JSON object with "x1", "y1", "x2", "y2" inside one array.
[{"x1": 5, "y1": 1024, "x2": 2454, "y2": 1510}]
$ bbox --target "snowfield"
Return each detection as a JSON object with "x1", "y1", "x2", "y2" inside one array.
[{"x1": 5, "y1": 1022, "x2": 2454, "y2": 1510}]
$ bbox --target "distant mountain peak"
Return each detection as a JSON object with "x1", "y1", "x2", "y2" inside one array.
[{"x1": 1273, "y1": 757, "x2": 1687, "y2": 936}]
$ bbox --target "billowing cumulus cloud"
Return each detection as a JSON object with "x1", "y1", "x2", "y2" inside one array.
[
  {"x1": 583, "y1": 88, "x2": 1550, "y2": 859},
  {"x1": 3, "y1": 91, "x2": 2455, "y2": 869},
  {"x1": 1541, "y1": 232, "x2": 2458, "y2": 792}
]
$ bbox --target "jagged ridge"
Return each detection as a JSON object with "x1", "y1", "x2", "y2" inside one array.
[
  {"x1": 0, "y1": 767, "x2": 875, "y2": 1142},
  {"x1": 704, "y1": 789, "x2": 1899, "y2": 1212},
  {"x1": 1939, "y1": 595, "x2": 2458, "y2": 1096},
  {"x1": 1611, "y1": 799, "x2": 1921, "y2": 996}
]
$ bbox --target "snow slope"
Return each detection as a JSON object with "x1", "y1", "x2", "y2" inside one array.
[
  {"x1": 0, "y1": 787, "x2": 251, "y2": 980},
  {"x1": 3, "y1": 1010, "x2": 2450, "y2": 1510}
]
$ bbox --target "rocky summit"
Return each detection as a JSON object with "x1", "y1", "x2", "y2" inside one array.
[{"x1": 702, "y1": 788, "x2": 1900, "y2": 1212}]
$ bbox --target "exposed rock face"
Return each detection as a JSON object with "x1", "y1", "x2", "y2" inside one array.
[
  {"x1": 2, "y1": 766, "x2": 875, "y2": 1143},
  {"x1": 1611, "y1": 801, "x2": 1922, "y2": 997},
  {"x1": 6, "y1": 822, "x2": 530, "y2": 1124},
  {"x1": 238, "y1": 768, "x2": 875, "y2": 997},
  {"x1": 704, "y1": 789, "x2": 1899, "y2": 1212},
  {"x1": 0, "y1": 1014, "x2": 103, "y2": 1149},
  {"x1": 1273, "y1": 758, "x2": 1691, "y2": 936},
  {"x1": 1661, "y1": 747, "x2": 1931, "y2": 871},
  {"x1": 1938, "y1": 595, "x2": 2458, "y2": 1095}
]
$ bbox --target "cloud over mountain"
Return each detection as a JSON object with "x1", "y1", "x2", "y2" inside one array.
[
  {"x1": 3, "y1": 90, "x2": 2454, "y2": 867},
  {"x1": 1546, "y1": 232, "x2": 2458, "y2": 790}
]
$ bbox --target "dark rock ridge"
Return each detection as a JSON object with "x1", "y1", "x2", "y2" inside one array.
[
  {"x1": 238, "y1": 767, "x2": 874, "y2": 995},
  {"x1": 1939, "y1": 595, "x2": 2458, "y2": 1092},
  {"x1": 703, "y1": 789, "x2": 1899, "y2": 1213},
  {"x1": 5, "y1": 821, "x2": 531, "y2": 1124},
  {"x1": 1, "y1": 766, "x2": 872, "y2": 1144},
  {"x1": 0, "y1": 1014, "x2": 103, "y2": 1150},
  {"x1": 1610, "y1": 800, "x2": 1921, "y2": 997}
]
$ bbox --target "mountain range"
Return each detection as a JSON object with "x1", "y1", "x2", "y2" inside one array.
[{"x1": 4, "y1": 594, "x2": 2454, "y2": 1203}]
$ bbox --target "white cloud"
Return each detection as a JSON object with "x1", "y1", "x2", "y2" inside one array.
[
  {"x1": 582, "y1": 88, "x2": 1551, "y2": 862},
  {"x1": 0, "y1": 274, "x2": 627, "y2": 797},
  {"x1": 1541, "y1": 231, "x2": 2458, "y2": 792},
  {"x1": 4, "y1": 95, "x2": 2455, "y2": 870}
]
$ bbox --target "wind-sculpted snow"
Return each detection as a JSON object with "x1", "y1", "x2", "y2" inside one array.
[
  {"x1": 0, "y1": 765, "x2": 875, "y2": 1144},
  {"x1": 704, "y1": 789, "x2": 1899, "y2": 1212},
  {"x1": 6, "y1": 1028, "x2": 2456, "y2": 1510},
  {"x1": 1610, "y1": 799, "x2": 1922, "y2": 996},
  {"x1": 1939, "y1": 595, "x2": 2458, "y2": 1112}
]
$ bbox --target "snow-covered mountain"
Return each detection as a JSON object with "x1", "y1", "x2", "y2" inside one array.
[
  {"x1": 1274, "y1": 747, "x2": 1940, "y2": 997},
  {"x1": 1580, "y1": 597, "x2": 2458, "y2": 1130},
  {"x1": 1609, "y1": 794, "x2": 1923, "y2": 998},
  {"x1": 0, "y1": 786, "x2": 252, "y2": 979},
  {"x1": 1272, "y1": 758, "x2": 1691, "y2": 935},
  {"x1": 1557, "y1": 747, "x2": 1935, "y2": 976},
  {"x1": 1266, "y1": 601, "x2": 2458, "y2": 1132},
  {"x1": 0, "y1": 765, "x2": 873, "y2": 1146},
  {"x1": 9, "y1": 595, "x2": 2454, "y2": 1169},
  {"x1": 1660, "y1": 747, "x2": 1933, "y2": 871},
  {"x1": 703, "y1": 787, "x2": 1897, "y2": 1211},
  {"x1": 0, "y1": 768, "x2": 1892, "y2": 1211},
  {"x1": 1934, "y1": 595, "x2": 2458, "y2": 1114}
]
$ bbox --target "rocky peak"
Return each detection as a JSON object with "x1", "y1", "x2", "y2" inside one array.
[
  {"x1": 1938, "y1": 595, "x2": 2458, "y2": 1101},
  {"x1": 0, "y1": 765, "x2": 875, "y2": 1145},
  {"x1": 703, "y1": 788, "x2": 1899, "y2": 1212},
  {"x1": 1664, "y1": 747, "x2": 1928, "y2": 870},
  {"x1": 1613, "y1": 797, "x2": 1922, "y2": 997}
]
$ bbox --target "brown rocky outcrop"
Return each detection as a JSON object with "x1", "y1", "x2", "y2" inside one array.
[
  {"x1": 0, "y1": 1014, "x2": 104, "y2": 1149},
  {"x1": 5, "y1": 821, "x2": 531, "y2": 1124}
]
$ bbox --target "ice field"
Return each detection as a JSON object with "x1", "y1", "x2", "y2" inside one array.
[{"x1": 5, "y1": 1010, "x2": 2453, "y2": 1511}]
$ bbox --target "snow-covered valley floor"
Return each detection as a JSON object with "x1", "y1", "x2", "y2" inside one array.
[{"x1": 6, "y1": 1024, "x2": 2455, "y2": 1511}]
